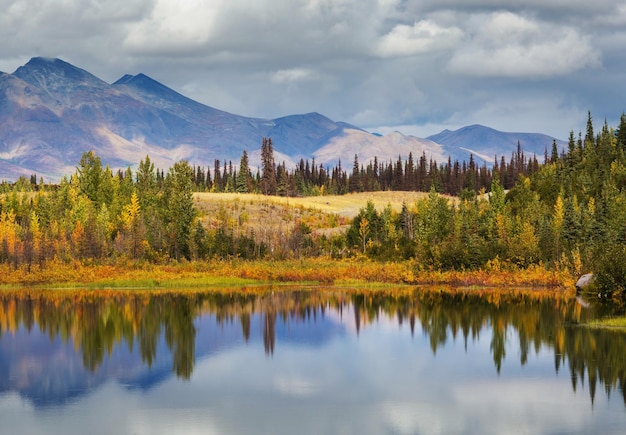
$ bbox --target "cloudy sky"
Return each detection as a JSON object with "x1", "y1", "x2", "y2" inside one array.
[{"x1": 1, "y1": 0, "x2": 625, "y2": 139}]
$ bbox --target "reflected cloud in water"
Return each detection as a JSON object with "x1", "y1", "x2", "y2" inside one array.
[{"x1": 0, "y1": 287, "x2": 625, "y2": 434}]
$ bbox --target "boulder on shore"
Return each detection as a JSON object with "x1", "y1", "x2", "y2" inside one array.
[{"x1": 575, "y1": 273, "x2": 594, "y2": 291}]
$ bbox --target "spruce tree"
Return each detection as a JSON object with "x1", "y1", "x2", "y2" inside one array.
[
  {"x1": 76, "y1": 151, "x2": 103, "y2": 204},
  {"x1": 261, "y1": 138, "x2": 277, "y2": 195},
  {"x1": 617, "y1": 113, "x2": 626, "y2": 150},
  {"x1": 236, "y1": 151, "x2": 250, "y2": 193},
  {"x1": 163, "y1": 161, "x2": 196, "y2": 260},
  {"x1": 349, "y1": 154, "x2": 362, "y2": 192}
]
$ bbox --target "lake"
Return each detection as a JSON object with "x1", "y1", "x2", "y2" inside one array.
[{"x1": 1, "y1": 287, "x2": 625, "y2": 434}]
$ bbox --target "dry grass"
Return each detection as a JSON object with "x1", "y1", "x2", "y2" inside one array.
[
  {"x1": 0, "y1": 258, "x2": 574, "y2": 289},
  {"x1": 194, "y1": 191, "x2": 439, "y2": 219},
  {"x1": 194, "y1": 193, "x2": 348, "y2": 240},
  {"x1": 193, "y1": 191, "x2": 443, "y2": 241}
]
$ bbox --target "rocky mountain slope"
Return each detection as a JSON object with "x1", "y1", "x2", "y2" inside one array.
[{"x1": 0, "y1": 57, "x2": 563, "y2": 181}]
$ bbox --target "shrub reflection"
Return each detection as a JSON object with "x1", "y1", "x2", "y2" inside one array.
[{"x1": 0, "y1": 287, "x2": 624, "y2": 405}]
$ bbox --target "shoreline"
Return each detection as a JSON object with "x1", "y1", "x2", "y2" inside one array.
[{"x1": 0, "y1": 257, "x2": 576, "y2": 291}]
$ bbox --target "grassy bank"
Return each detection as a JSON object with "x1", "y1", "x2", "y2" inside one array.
[
  {"x1": 583, "y1": 317, "x2": 626, "y2": 329},
  {"x1": 0, "y1": 257, "x2": 576, "y2": 291}
]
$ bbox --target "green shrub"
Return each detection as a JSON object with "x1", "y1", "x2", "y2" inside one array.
[{"x1": 594, "y1": 244, "x2": 626, "y2": 306}]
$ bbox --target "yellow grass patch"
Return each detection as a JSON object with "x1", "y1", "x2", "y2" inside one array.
[{"x1": 194, "y1": 191, "x2": 439, "y2": 218}]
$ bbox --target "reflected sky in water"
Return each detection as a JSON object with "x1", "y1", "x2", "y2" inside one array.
[{"x1": 0, "y1": 288, "x2": 625, "y2": 434}]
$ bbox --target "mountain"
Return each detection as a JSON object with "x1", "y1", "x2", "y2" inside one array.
[
  {"x1": 2, "y1": 57, "x2": 439, "y2": 180},
  {"x1": 0, "y1": 57, "x2": 565, "y2": 181},
  {"x1": 314, "y1": 128, "x2": 446, "y2": 167},
  {"x1": 2, "y1": 58, "x2": 178, "y2": 177},
  {"x1": 429, "y1": 124, "x2": 567, "y2": 166}
]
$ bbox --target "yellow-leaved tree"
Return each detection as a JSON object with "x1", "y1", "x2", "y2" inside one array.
[
  {"x1": 0, "y1": 211, "x2": 19, "y2": 265},
  {"x1": 120, "y1": 191, "x2": 145, "y2": 258}
]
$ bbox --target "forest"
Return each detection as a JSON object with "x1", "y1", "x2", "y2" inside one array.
[
  {"x1": 1, "y1": 113, "x2": 625, "y2": 303},
  {"x1": 190, "y1": 137, "x2": 535, "y2": 196}
]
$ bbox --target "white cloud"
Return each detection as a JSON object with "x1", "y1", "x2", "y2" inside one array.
[
  {"x1": 448, "y1": 12, "x2": 601, "y2": 77},
  {"x1": 270, "y1": 68, "x2": 318, "y2": 84},
  {"x1": 273, "y1": 374, "x2": 319, "y2": 397},
  {"x1": 123, "y1": 0, "x2": 222, "y2": 54},
  {"x1": 376, "y1": 20, "x2": 463, "y2": 57},
  {"x1": 451, "y1": 379, "x2": 593, "y2": 435}
]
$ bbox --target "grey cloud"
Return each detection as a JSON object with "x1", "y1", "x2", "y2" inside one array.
[
  {"x1": 447, "y1": 11, "x2": 601, "y2": 77},
  {"x1": 415, "y1": 0, "x2": 620, "y2": 15},
  {"x1": 0, "y1": 0, "x2": 623, "y2": 141}
]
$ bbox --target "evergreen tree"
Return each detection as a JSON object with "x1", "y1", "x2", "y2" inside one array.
[
  {"x1": 261, "y1": 138, "x2": 277, "y2": 195},
  {"x1": 276, "y1": 162, "x2": 289, "y2": 196},
  {"x1": 616, "y1": 113, "x2": 626, "y2": 150},
  {"x1": 550, "y1": 140, "x2": 560, "y2": 163},
  {"x1": 136, "y1": 156, "x2": 157, "y2": 210},
  {"x1": 76, "y1": 151, "x2": 103, "y2": 205},
  {"x1": 393, "y1": 156, "x2": 403, "y2": 191},
  {"x1": 163, "y1": 161, "x2": 196, "y2": 260},
  {"x1": 349, "y1": 154, "x2": 362, "y2": 192},
  {"x1": 236, "y1": 151, "x2": 250, "y2": 193},
  {"x1": 584, "y1": 111, "x2": 595, "y2": 149},
  {"x1": 213, "y1": 160, "x2": 222, "y2": 192}
]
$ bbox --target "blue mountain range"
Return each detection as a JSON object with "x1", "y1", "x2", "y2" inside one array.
[{"x1": 0, "y1": 57, "x2": 565, "y2": 181}]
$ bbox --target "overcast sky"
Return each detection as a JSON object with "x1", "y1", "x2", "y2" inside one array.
[{"x1": 1, "y1": 0, "x2": 625, "y2": 139}]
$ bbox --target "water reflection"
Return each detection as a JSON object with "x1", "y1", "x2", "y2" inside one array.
[{"x1": 0, "y1": 286, "x2": 625, "y2": 410}]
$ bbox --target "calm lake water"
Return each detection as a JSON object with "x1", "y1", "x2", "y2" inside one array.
[{"x1": 1, "y1": 287, "x2": 625, "y2": 435}]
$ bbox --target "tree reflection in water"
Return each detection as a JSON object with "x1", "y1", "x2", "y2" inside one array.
[{"x1": 0, "y1": 287, "x2": 625, "y2": 404}]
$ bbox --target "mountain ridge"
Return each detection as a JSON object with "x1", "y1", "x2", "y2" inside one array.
[
  {"x1": 428, "y1": 124, "x2": 566, "y2": 165},
  {"x1": 0, "y1": 57, "x2": 564, "y2": 181}
]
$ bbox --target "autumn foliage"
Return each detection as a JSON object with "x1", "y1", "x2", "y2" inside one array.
[{"x1": 1, "y1": 113, "x2": 626, "y2": 297}]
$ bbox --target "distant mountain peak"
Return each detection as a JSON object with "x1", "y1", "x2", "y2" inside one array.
[
  {"x1": 453, "y1": 124, "x2": 493, "y2": 133},
  {"x1": 113, "y1": 73, "x2": 161, "y2": 87},
  {"x1": 113, "y1": 74, "x2": 135, "y2": 85},
  {"x1": 23, "y1": 56, "x2": 59, "y2": 66},
  {"x1": 18, "y1": 57, "x2": 90, "y2": 76},
  {"x1": 112, "y1": 72, "x2": 197, "y2": 107},
  {"x1": 13, "y1": 56, "x2": 109, "y2": 95}
]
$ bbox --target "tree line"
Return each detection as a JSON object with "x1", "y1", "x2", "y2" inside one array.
[{"x1": 188, "y1": 137, "x2": 539, "y2": 197}]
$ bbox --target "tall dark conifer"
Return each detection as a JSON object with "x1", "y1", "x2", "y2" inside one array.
[
  {"x1": 349, "y1": 154, "x2": 362, "y2": 192},
  {"x1": 236, "y1": 150, "x2": 250, "y2": 193},
  {"x1": 213, "y1": 160, "x2": 222, "y2": 192},
  {"x1": 617, "y1": 113, "x2": 626, "y2": 150},
  {"x1": 261, "y1": 138, "x2": 277, "y2": 195}
]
